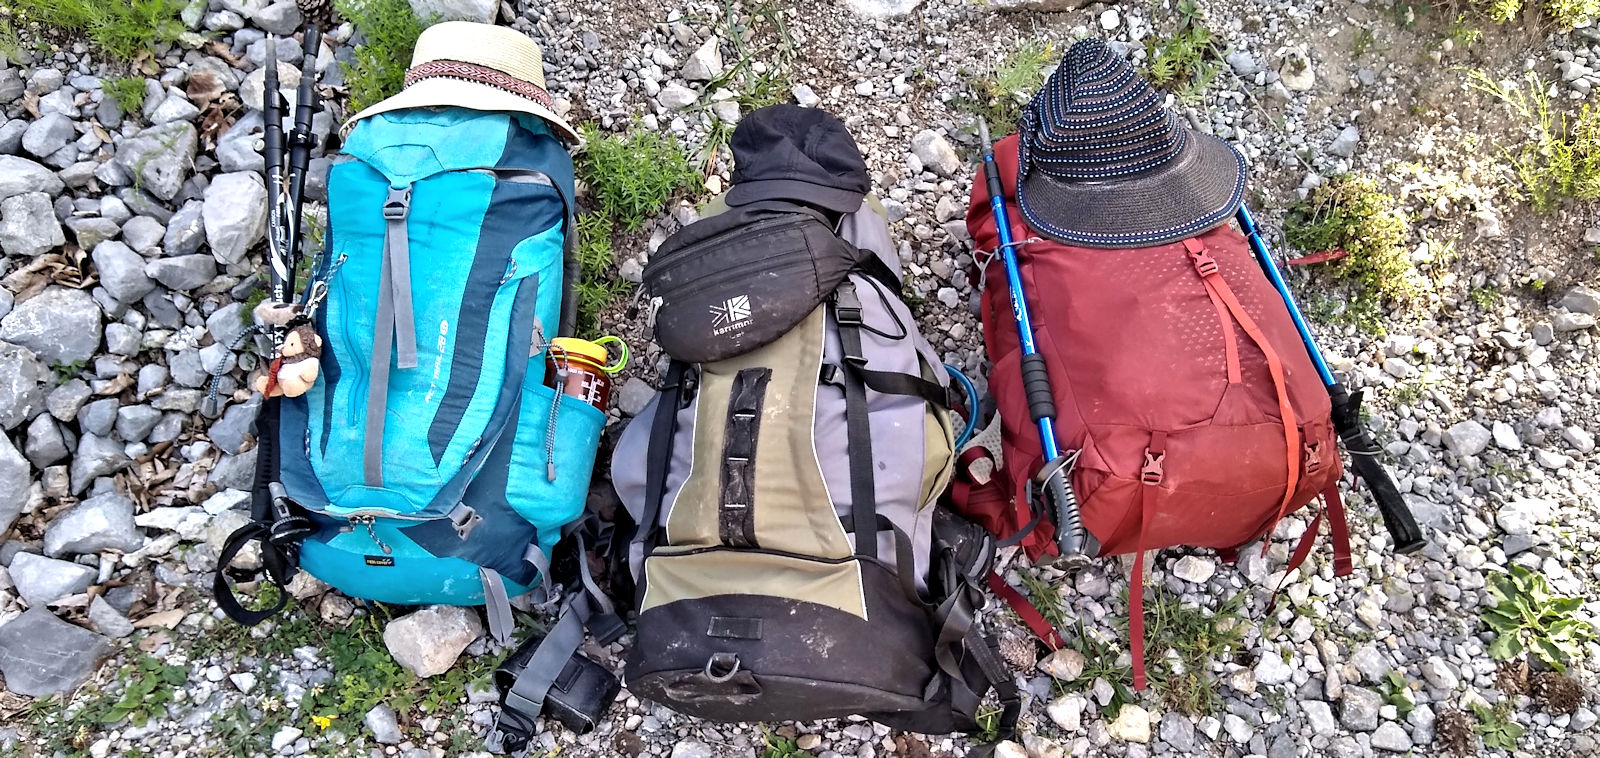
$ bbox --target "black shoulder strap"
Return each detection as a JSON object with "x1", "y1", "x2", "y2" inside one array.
[{"x1": 830, "y1": 280, "x2": 880, "y2": 561}]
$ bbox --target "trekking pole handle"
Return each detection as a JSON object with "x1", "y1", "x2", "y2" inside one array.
[{"x1": 1329, "y1": 384, "x2": 1427, "y2": 554}]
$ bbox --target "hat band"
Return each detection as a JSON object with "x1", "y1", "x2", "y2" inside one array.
[{"x1": 404, "y1": 60, "x2": 554, "y2": 109}]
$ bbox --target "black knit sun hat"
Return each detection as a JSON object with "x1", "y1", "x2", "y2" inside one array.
[{"x1": 1016, "y1": 38, "x2": 1247, "y2": 249}]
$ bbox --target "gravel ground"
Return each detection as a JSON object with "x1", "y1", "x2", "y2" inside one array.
[{"x1": 1, "y1": 0, "x2": 1599, "y2": 756}]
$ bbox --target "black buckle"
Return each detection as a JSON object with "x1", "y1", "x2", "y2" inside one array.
[
  {"x1": 832, "y1": 284, "x2": 864, "y2": 327},
  {"x1": 587, "y1": 611, "x2": 627, "y2": 646},
  {"x1": 819, "y1": 364, "x2": 841, "y2": 386}
]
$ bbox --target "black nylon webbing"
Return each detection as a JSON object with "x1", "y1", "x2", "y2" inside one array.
[{"x1": 718, "y1": 368, "x2": 770, "y2": 548}]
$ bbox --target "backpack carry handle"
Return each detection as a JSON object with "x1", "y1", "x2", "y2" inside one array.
[
  {"x1": 1236, "y1": 206, "x2": 1426, "y2": 554},
  {"x1": 979, "y1": 119, "x2": 1089, "y2": 566}
]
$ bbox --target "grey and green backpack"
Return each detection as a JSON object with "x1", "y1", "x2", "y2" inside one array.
[{"x1": 610, "y1": 197, "x2": 1019, "y2": 736}]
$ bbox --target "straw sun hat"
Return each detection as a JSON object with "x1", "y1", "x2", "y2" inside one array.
[
  {"x1": 1016, "y1": 38, "x2": 1247, "y2": 248},
  {"x1": 346, "y1": 21, "x2": 579, "y2": 143}
]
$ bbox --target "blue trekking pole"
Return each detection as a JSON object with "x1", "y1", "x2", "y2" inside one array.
[
  {"x1": 978, "y1": 119, "x2": 1088, "y2": 566},
  {"x1": 1236, "y1": 206, "x2": 1426, "y2": 554}
]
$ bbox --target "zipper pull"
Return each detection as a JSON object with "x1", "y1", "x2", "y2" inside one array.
[{"x1": 352, "y1": 515, "x2": 393, "y2": 555}]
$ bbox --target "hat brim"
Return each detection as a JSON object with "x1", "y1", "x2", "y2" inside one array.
[
  {"x1": 726, "y1": 178, "x2": 866, "y2": 213},
  {"x1": 1017, "y1": 131, "x2": 1246, "y2": 249},
  {"x1": 344, "y1": 78, "x2": 580, "y2": 144}
]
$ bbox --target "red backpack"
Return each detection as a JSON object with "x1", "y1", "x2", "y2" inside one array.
[{"x1": 959, "y1": 135, "x2": 1351, "y2": 687}]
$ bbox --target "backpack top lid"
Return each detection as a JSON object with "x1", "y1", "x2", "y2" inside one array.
[
  {"x1": 1013, "y1": 38, "x2": 1247, "y2": 249},
  {"x1": 341, "y1": 108, "x2": 574, "y2": 190}
]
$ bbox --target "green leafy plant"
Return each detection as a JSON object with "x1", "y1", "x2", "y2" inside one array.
[
  {"x1": 573, "y1": 211, "x2": 622, "y2": 334},
  {"x1": 1381, "y1": 670, "x2": 1416, "y2": 718},
  {"x1": 1130, "y1": 588, "x2": 1249, "y2": 716},
  {"x1": 1144, "y1": 0, "x2": 1221, "y2": 101},
  {"x1": 1286, "y1": 174, "x2": 1420, "y2": 304},
  {"x1": 1470, "y1": 71, "x2": 1600, "y2": 211},
  {"x1": 960, "y1": 38, "x2": 1056, "y2": 131},
  {"x1": 335, "y1": 0, "x2": 429, "y2": 114},
  {"x1": 973, "y1": 702, "x2": 1008, "y2": 742},
  {"x1": 1444, "y1": 14, "x2": 1483, "y2": 47},
  {"x1": 103, "y1": 75, "x2": 147, "y2": 114},
  {"x1": 8, "y1": 0, "x2": 187, "y2": 60},
  {"x1": 1472, "y1": 701, "x2": 1525, "y2": 751},
  {"x1": 102, "y1": 654, "x2": 190, "y2": 727},
  {"x1": 1471, "y1": 286, "x2": 1502, "y2": 308},
  {"x1": 759, "y1": 726, "x2": 814, "y2": 758},
  {"x1": 1482, "y1": 564, "x2": 1596, "y2": 671},
  {"x1": 578, "y1": 125, "x2": 698, "y2": 231}
]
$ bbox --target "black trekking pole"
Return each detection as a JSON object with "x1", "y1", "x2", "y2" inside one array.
[
  {"x1": 978, "y1": 119, "x2": 1089, "y2": 568},
  {"x1": 1236, "y1": 206, "x2": 1426, "y2": 554},
  {"x1": 262, "y1": 34, "x2": 291, "y2": 312},
  {"x1": 285, "y1": 26, "x2": 322, "y2": 276}
]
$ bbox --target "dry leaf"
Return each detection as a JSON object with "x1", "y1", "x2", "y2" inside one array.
[
  {"x1": 205, "y1": 40, "x2": 244, "y2": 67},
  {"x1": 198, "y1": 95, "x2": 243, "y2": 152},
  {"x1": 186, "y1": 70, "x2": 224, "y2": 108},
  {"x1": 133, "y1": 608, "x2": 186, "y2": 629},
  {"x1": 93, "y1": 372, "x2": 134, "y2": 397},
  {"x1": 137, "y1": 631, "x2": 172, "y2": 652}
]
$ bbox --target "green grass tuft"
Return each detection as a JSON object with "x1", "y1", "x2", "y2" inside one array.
[
  {"x1": 578, "y1": 124, "x2": 699, "y2": 230},
  {"x1": 7, "y1": 0, "x2": 187, "y2": 61},
  {"x1": 336, "y1": 0, "x2": 429, "y2": 115},
  {"x1": 960, "y1": 38, "x2": 1056, "y2": 133},
  {"x1": 569, "y1": 125, "x2": 696, "y2": 332},
  {"x1": 574, "y1": 211, "x2": 623, "y2": 335},
  {"x1": 1144, "y1": 0, "x2": 1221, "y2": 102},
  {"x1": 103, "y1": 75, "x2": 147, "y2": 114},
  {"x1": 1286, "y1": 174, "x2": 1420, "y2": 304}
]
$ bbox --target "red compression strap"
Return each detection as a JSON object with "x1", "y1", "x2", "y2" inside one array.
[
  {"x1": 1130, "y1": 431, "x2": 1166, "y2": 691},
  {"x1": 1325, "y1": 485, "x2": 1354, "y2": 577},
  {"x1": 1195, "y1": 260, "x2": 1301, "y2": 552},
  {"x1": 987, "y1": 572, "x2": 1065, "y2": 651}
]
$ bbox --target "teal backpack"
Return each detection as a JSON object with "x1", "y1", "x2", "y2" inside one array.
[{"x1": 215, "y1": 108, "x2": 605, "y2": 642}]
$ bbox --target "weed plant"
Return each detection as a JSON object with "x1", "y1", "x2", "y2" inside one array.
[
  {"x1": 1482, "y1": 0, "x2": 1600, "y2": 27},
  {"x1": 578, "y1": 125, "x2": 698, "y2": 230},
  {"x1": 4, "y1": 0, "x2": 186, "y2": 60},
  {"x1": 1470, "y1": 71, "x2": 1600, "y2": 210},
  {"x1": 1473, "y1": 701, "x2": 1525, "y2": 751},
  {"x1": 336, "y1": 0, "x2": 428, "y2": 114},
  {"x1": 573, "y1": 124, "x2": 697, "y2": 331},
  {"x1": 1127, "y1": 588, "x2": 1248, "y2": 717},
  {"x1": 1286, "y1": 174, "x2": 1420, "y2": 304},
  {"x1": 961, "y1": 39, "x2": 1056, "y2": 131},
  {"x1": 1144, "y1": 0, "x2": 1221, "y2": 101}
]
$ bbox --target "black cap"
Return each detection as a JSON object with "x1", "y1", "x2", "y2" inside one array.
[{"x1": 726, "y1": 104, "x2": 870, "y2": 213}]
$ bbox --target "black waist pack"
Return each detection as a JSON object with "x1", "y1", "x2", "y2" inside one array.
[{"x1": 645, "y1": 201, "x2": 874, "y2": 363}]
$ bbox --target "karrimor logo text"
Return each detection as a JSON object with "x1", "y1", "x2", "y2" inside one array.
[{"x1": 709, "y1": 295, "x2": 752, "y2": 335}]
